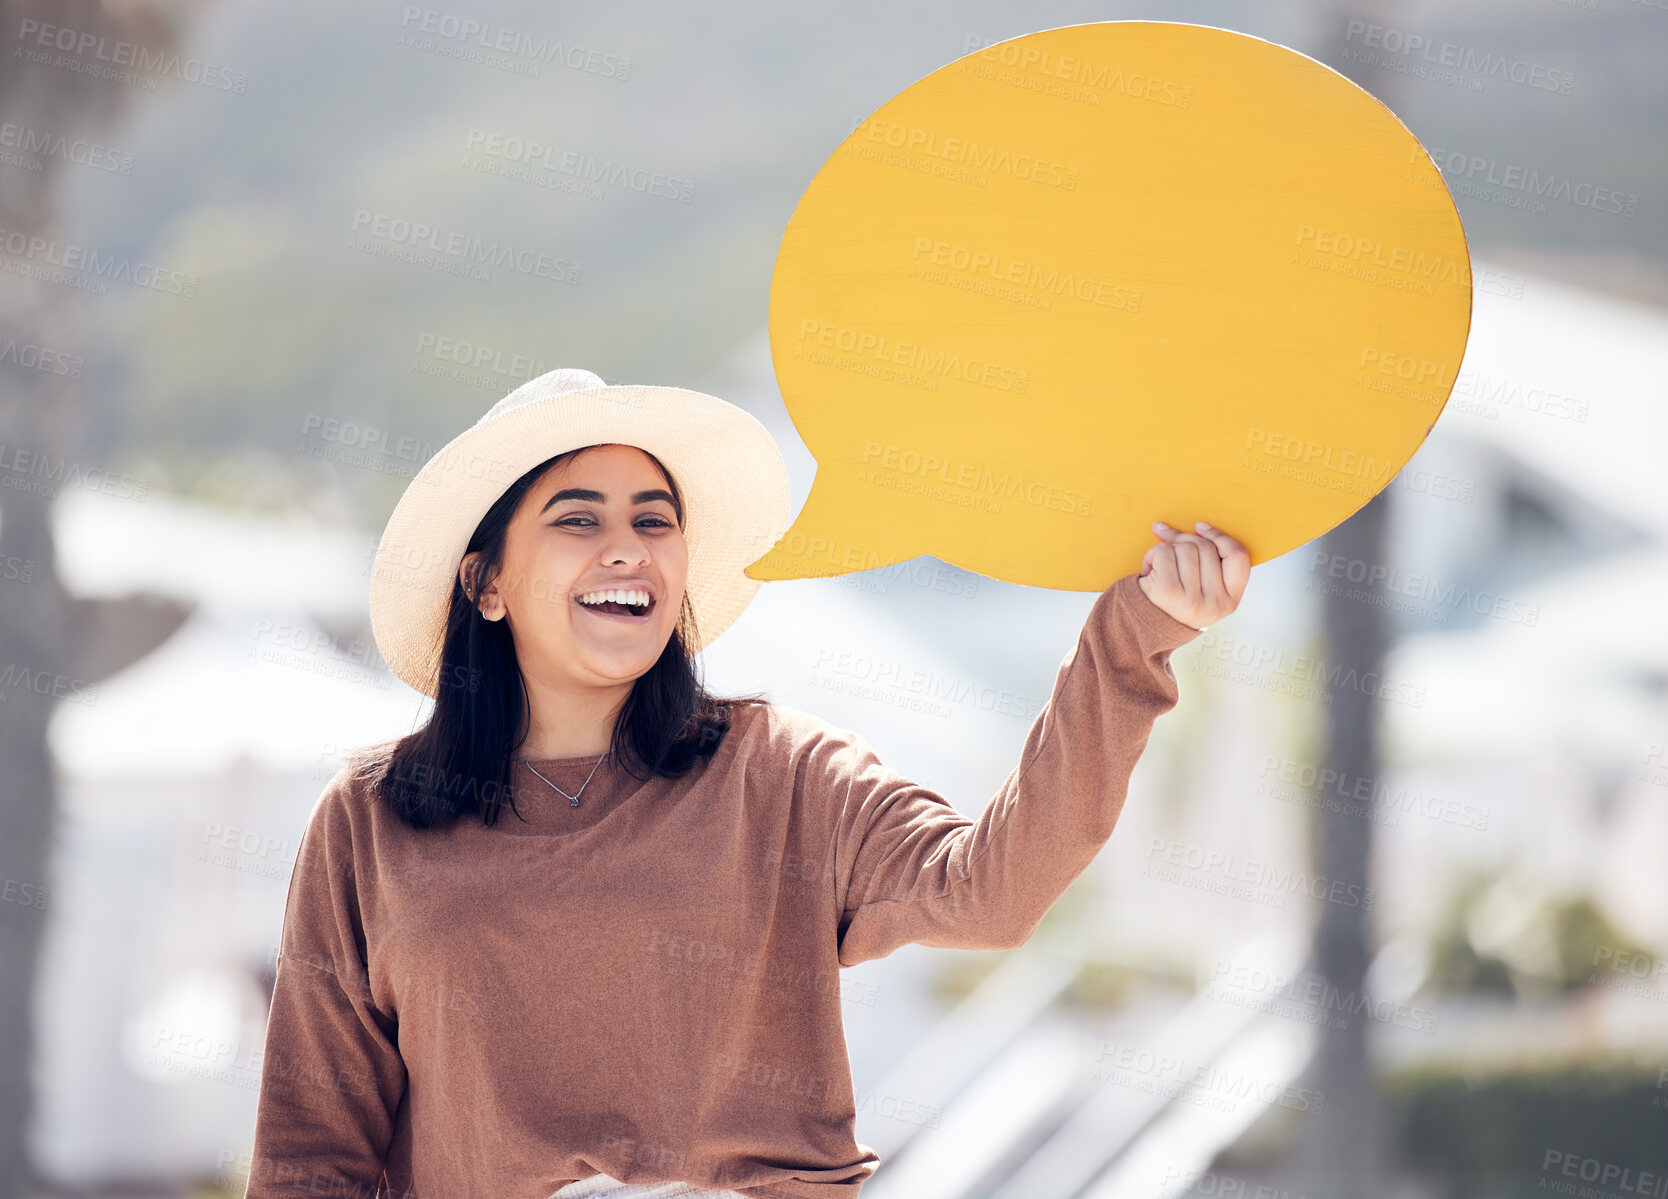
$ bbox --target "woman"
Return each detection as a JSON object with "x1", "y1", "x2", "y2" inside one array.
[{"x1": 243, "y1": 368, "x2": 1248, "y2": 1199}]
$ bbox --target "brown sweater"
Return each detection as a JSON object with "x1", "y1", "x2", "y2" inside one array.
[{"x1": 243, "y1": 572, "x2": 1203, "y2": 1199}]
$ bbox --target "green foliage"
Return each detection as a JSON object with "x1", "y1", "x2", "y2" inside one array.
[
  {"x1": 1387, "y1": 1059, "x2": 1668, "y2": 1179},
  {"x1": 1424, "y1": 864, "x2": 1657, "y2": 998}
]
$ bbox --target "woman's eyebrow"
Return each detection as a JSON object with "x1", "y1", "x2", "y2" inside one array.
[{"x1": 539, "y1": 487, "x2": 676, "y2": 515}]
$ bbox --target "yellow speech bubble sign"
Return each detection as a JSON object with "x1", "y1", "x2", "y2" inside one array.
[{"x1": 745, "y1": 21, "x2": 1471, "y2": 590}]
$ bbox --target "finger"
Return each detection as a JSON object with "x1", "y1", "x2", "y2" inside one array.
[
  {"x1": 1171, "y1": 544, "x2": 1223, "y2": 615},
  {"x1": 1193, "y1": 521, "x2": 1252, "y2": 601},
  {"x1": 1173, "y1": 528, "x2": 1229, "y2": 612},
  {"x1": 1169, "y1": 536, "x2": 1202, "y2": 602},
  {"x1": 1146, "y1": 540, "x2": 1180, "y2": 593}
]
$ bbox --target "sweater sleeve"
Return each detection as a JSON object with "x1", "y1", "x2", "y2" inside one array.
[
  {"x1": 244, "y1": 769, "x2": 408, "y2": 1197},
  {"x1": 830, "y1": 572, "x2": 1204, "y2": 967}
]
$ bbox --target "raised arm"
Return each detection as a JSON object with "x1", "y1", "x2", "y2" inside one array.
[
  {"x1": 828, "y1": 572, "x2": 1205, "y2": 967},
  {"x1": 245, "y1": 771, "x2": 408, "y2": 1197}
]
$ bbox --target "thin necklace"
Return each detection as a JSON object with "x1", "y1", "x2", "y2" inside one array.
[{"x1": 523, "y1": 751, "x2": 610, "y2": 807}]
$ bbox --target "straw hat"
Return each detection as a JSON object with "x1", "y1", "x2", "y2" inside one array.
[{"x1": 368, "y1": 367, "x2": 792, "y2": 699}]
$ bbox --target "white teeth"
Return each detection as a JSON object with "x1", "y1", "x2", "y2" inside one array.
[{"x1": 577, "y1": 588, "x2": 652, "y2": 607}]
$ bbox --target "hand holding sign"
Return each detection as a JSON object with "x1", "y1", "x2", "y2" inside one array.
[{"x1": 1139, "y1": 519, "x2": 1252, "y2": 630}]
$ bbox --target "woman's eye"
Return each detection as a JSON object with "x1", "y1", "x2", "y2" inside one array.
[{"x1": 556, "y1": 515, "x2": 673, "y2": 528}]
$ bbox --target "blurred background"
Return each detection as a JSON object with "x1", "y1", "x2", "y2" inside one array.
[{"x1": 1, "y1": 0, "x2": 1665, "y2": 1196}]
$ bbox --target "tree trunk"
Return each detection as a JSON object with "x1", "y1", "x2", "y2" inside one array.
[
  {"x1": 1281, "y1": 2, "x2": 1409, "y2": 1194},
  {"x1": 0, "y1": 3, "x2": 195, "y2": 1193}
]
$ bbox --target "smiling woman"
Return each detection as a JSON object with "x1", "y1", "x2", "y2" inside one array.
[
  {"x1": 361, "y1": 438, "x2": 766, "y2": 831},
  {"x1": 243, "y1": 367, "x2": 1234, "y2": 1199}
]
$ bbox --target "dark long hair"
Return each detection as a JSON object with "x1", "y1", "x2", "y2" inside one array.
[{"x1": 354, "y1": 444, "x2": 769, "y2": 831}]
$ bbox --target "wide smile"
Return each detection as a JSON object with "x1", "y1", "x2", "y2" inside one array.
[{"x1": 574, "y1": 595, "x2": 656, "y2": 625}]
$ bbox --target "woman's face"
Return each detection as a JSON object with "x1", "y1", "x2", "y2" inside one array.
[{"x1": 462, "y1": 443, "x2": 689, "y2": 689}]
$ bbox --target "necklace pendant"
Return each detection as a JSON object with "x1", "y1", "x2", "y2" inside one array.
[{"x1": 523, "y1": 753, "x2": 607, "y2": 811}]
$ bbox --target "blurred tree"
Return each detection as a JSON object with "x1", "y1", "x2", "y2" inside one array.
[
  {"x1": 1277, "y1": 2, "x2": 1407, "y2": 1195},
  {"x1": 0, "y1": 1, "x2": 203, "y2": 1194}
]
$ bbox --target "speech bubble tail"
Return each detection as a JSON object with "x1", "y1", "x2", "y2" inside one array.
[{"x1": 742, "y1": 489, "x2": 917, "y2": 582}]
